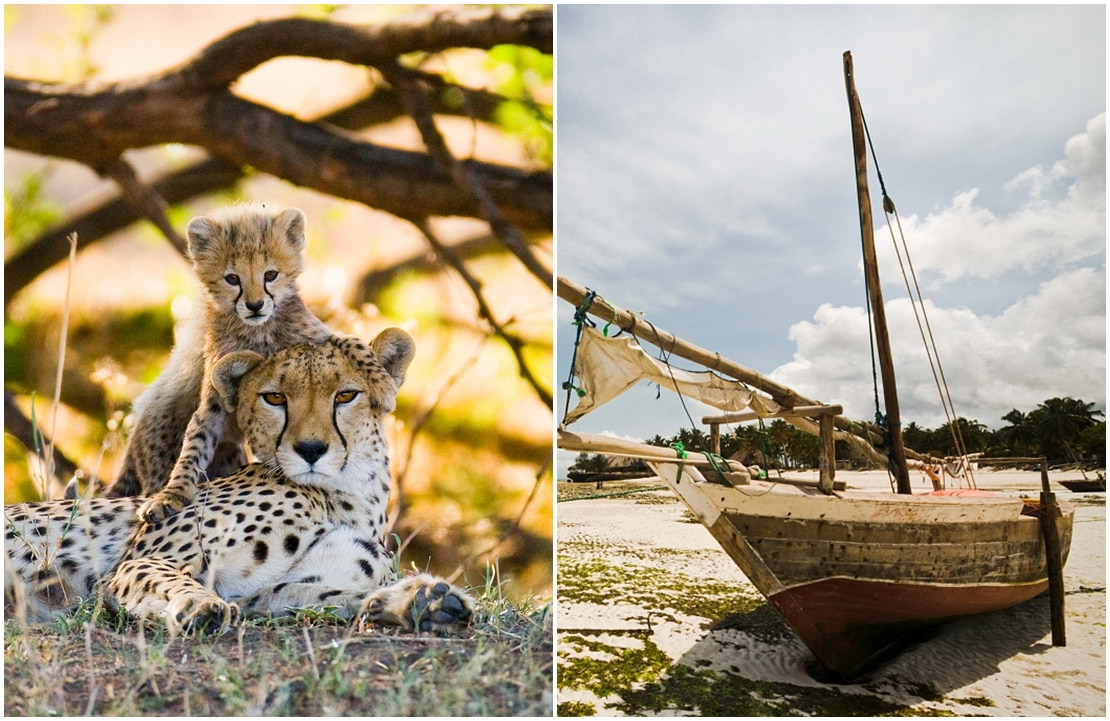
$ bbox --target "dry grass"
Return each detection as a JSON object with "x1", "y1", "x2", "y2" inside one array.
[{"x1": 4, "y1": 584, "x2": 553, "y2": 716}]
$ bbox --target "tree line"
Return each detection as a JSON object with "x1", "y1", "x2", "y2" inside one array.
[{"x1": 570, "y1": 396, "x2": 1104, "y2": 475}]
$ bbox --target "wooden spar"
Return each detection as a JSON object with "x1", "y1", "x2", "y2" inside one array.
[
  {"x1": 558, "y1": 429, "x2": 747, "y2": 469},
  {"x1": 558, "y1": 275, "x2": 935, "y2": 466},
  {"x1": 702, "y1": 404, "x2": 843, "y2": 425},
  {"x1": 558, "y1": 276, "x2": 801, "y2": 407},
  {"x1": 843, "y1": 51, "x2": 912, "y2": 495}
]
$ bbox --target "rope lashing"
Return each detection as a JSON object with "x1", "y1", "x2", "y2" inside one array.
[
  {"x1": 561, "y1": 290, "x2": 598, "y2": 423},
  {"x1": 702, "y1": 451, "x2": 734, "y2": 487},
  {"x1": 670, "y1": 441, "x2": 688, "y2": 484}
]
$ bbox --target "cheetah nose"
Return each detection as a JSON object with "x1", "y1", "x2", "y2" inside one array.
[
  {"x1": 245, "y1": 299, "x2": 265, "y2": 313},
  {"x1": 294, "y1": 440, "x2": 329, "y2": 465}
]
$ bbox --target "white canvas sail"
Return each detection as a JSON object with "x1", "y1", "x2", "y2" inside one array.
[{"x1": 565, "y1": 326, "x2": 780, "y2": 424}]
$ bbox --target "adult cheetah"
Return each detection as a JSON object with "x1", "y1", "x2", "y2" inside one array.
[{"x1": 6, "y1": 332, "x2": 473, "y2": 634}]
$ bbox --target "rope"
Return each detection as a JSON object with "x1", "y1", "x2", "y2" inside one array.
[
  {"x1": 860, "y1": 100, "x2": 976, "y2": 489},
  {"x1": 561, "y1": 289, "x2": 598, "y2": 424},
  {"x1": 668, "y1": 441, "x2": 689, "y2": 485},
  {"x1": 856, "y1": 114, "x2": 894, "y2": 487}
]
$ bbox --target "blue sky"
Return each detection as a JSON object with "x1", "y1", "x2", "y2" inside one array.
[{"x1": 555, "y1": 5, "x2": 1105, "y2": 472}]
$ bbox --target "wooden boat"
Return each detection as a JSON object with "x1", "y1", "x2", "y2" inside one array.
[{"x1": 556, "y1": 52, "x2": 1073, "y2": 680}]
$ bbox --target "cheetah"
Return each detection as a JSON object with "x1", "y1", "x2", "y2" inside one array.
[
  {"x1": 101, "y1": 203, "x2": 332, "y2": 523},
  {"x1": 6, "y1": 332, "x2": 473, "y2": 635}
]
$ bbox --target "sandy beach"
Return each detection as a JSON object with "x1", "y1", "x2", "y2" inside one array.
[{"x1": 556, "y1": 469, "x2": 1105, "y2": 716}]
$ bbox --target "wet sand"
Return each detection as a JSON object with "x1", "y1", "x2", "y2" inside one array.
[{"x1": 556, "y1": 469, "x2": 1105, "y2": 716}]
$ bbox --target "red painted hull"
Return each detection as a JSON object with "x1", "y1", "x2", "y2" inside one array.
[{"x1": 769, "y1": 576, "x2": 1050, "y2": 678}]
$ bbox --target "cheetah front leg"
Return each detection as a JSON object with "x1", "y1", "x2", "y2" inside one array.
[
  {"x1": 229, "y1": 529, "x2": 472, "y2": 632},
  {"x1": 139, "y1": 388, "x2": 227, "y2": 522},
  {"x1": 361, "y1": 574, "x2": 474, "y2": 633},
  {"x1": 104, "y1": 557, "x2": 239, "y2": 635}
]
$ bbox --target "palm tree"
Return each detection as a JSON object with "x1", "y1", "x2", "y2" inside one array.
[
  {"x1": 1031, "y1": 397, "x2": 1105, "y2": 459},
  {"x1": 999, "y1": 409, "x2": 1038, "y2": 456}
]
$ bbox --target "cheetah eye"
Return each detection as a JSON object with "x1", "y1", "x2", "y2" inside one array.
[
  {"x1": 261, "y1": 392, "x2": 286, "y2": 406},
  {"x1": 224, "y1": 273, "x2": 241, "y2": 287},
  {"x1": 264, "y1": 270, "x2": 279, "y2": 283},
  {"x1": 334, "y1": 390, "x2": 359, "y2": 405}
]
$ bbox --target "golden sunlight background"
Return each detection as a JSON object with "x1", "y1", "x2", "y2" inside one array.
[{"x1": 3, "y1": 4, "x2": 553, "y2": 599}]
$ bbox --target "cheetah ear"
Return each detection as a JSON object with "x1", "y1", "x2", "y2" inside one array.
[
  {"x1": 371, "y1": 328, "x2": 416, "y2": 390},
  {"x1": 275, "y1": 207, "x2": 307, "y2": 253},
  {"x1": 212, "y1": 351, "x2": 266, "y2": 413},
  {"x1": 185, "y1": 215, "x2": 220, "y2": 263}
]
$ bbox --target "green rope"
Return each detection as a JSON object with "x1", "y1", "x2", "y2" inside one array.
[
  {"x1": 669, "y1": 441, "x2": 688, "y2": 484},
  {"x1": 561, "y1": 290, "x2": 597, "y2": 423},
  {"x1": 702, "y1": 451, "x2": 734, "y2": 487}
]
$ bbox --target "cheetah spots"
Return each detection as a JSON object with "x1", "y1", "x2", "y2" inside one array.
[
  {"x1": 357, "y1": 559, "x2": 376, "y2": 581},
  {"x1": 283, "y1": 535, "x2": 300, "y2": 555},
  {"x1": 252, "y1": 541, "x2": 268, "y2": 564}
]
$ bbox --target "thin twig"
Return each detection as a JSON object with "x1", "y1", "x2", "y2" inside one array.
[
  {"x1": 99, "y1": 157, "x2": 189, "y2": 255},
  {"x1": 412, "y1": 218, "x2": 551, "y2": 407},
  {"x1": 388, "y1": 63, "x2": 552, "y2": 290}
]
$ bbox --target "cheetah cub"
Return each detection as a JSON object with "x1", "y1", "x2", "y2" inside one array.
[
  {"x1": 6, "y1": 333, "x2": 473, "y2": 635},
  {"x1": 102, "y1": 203, "x2": 331, "y2": 522}
]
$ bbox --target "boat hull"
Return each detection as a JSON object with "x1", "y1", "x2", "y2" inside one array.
[{"x1": 649, "y1": 462, "x2": 1074, "y2": 679}]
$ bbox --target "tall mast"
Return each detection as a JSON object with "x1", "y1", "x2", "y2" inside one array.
[{"x1": 843, "y1": 51, "x2": 912, "y2": 494}]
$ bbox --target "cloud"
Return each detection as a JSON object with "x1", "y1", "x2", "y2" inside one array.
[
  {"x1": 772, "y1": 267, "x2": 1106, "y2": 428},
  {"x1": 877, "y1": 113, "x2": 1106, "y2": 284}
]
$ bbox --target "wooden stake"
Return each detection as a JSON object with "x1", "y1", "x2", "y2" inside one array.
[{"x1": 1039, "y1": 458, "x2": 1067, "y2": 646}]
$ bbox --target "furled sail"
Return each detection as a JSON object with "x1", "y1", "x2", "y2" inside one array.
[{"x1": 565, "y1": 326, "x2": 780, "y2": 424}]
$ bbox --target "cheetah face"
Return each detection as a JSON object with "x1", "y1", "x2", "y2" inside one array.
[
  {"x1": 213, "y1": 332, "x2": 415, "y2": 488},
  {"x1": 186, "y1": 205, "x2": 307, "y2": 326}
]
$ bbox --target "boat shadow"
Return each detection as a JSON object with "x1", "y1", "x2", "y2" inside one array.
[{"x1": 680, "y1": 592, "x2": 1055, "y2": 694}]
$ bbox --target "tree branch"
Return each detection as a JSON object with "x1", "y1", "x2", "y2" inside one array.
[
  {"x1": 5, "y1": 80, "x2": 551, "y2": 228},
  {"x1": 98, "y1": 156, "x2": 189, "y2": 255},
  {"x1": 4, "y1": 79, "x2": 521, "y2": 306},
  {"x1": 387, "y1": 64, "x2": 552, "y2": 288},
  {"x1": 4, "y1": 7, "x2": 552, "y2": 266},
  {"x1": 173, "y1": 7, "x2": 552, "y2": 91},
  {"x1": 413, "y1": 218, "x2": 552, "y2": 408}
]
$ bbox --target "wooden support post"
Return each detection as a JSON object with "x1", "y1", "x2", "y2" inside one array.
[
  {"x1": 818, "y1": 414, "x2": 836, "y2": 494},
  {"x1": 1039, "y1": 458, "x2": 1066, "y2": 646},
  {"x1": 710, "y1": 423, "x2": 721, "y2": 455}
]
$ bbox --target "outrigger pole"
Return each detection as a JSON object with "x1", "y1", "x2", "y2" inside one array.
[
  {"x1": 843, "y1": 51, "x2": 913, "y2": 494},
  {"x1": 558, "y1": 276, "x2": 931, "y2": 467}
]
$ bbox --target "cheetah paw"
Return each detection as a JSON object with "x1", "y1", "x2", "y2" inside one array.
[
  {"x1": 361, "y1": 573, "x2": 473, "y2": 632},
  {"x1": 165, "y1": 593, "x2": 240, "y2": 636},
  {"x1": 138, "y1": 489, "x2": 192, "y2": 523}
]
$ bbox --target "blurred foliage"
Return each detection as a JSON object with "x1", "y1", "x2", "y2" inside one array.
[
  {"x1": 487, "y1": 44, "x2": 553, "y2": 164},
  {"x1": 4, "y1": 170, "x2": 62, "y2": 256}
]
